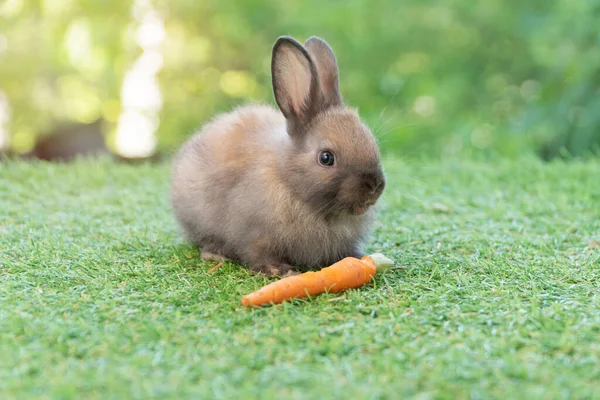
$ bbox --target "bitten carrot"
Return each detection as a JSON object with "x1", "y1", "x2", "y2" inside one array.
[{"x1": 241, "y1": 253, "x2": 394, "y2": 307}]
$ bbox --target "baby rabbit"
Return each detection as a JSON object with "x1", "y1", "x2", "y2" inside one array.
[{"x1": 170, "y1": 36, "x2": 385, "y2": 276}]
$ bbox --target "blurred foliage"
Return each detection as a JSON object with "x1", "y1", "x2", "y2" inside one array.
[{"x1": 1, "y1": 0, "x2": 599, "y2": 159}]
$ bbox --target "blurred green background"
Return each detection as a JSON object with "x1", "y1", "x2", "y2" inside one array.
[{"x1": 1, "y1": 0, "x2": 599, "y2": 160}]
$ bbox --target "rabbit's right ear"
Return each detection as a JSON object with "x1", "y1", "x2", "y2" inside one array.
[
  {"x1": 271, "y1": 36, "x2": 321, "y2": 133},
  {"x1": 304, "y1": 37, "x2": 342, "y2": 107}
]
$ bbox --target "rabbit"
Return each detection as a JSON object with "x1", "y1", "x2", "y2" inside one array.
[{"x1": 170, "y1": 35, "x2": 386, "y2": 277}]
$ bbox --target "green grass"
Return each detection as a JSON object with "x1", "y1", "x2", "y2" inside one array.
[{"x1": 1, "y1": 156, "x2": 599, "y2": 400}]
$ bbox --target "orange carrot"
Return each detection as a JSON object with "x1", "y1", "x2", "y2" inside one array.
[{"x1": 241, "y1": 253, "x2": 394, "y2": 307}]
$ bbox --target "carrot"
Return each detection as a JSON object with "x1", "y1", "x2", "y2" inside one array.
[{"x1": 241, "y1": 253, "x2": 394, "y2": 307}]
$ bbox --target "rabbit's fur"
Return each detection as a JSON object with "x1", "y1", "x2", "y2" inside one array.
[{"x1": 171, "y1": 36, "x2": 385, "y2": 276}]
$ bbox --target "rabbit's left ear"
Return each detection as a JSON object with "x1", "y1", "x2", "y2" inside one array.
[
  {"x1": 271, "y1": 36, "x2": 321, "y2": 127},
  {"x1": 304, "y1": 36, "x2": 342, "y2": 107}
]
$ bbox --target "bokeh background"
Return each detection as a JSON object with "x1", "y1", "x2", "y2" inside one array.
[{"x1": 1, "y1": 0, "x2": 599, "y2": 161}]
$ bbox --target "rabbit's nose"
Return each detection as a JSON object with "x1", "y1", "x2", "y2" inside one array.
[{"x1": 362, "y1": 172, "x2": 385, "y2": 195}]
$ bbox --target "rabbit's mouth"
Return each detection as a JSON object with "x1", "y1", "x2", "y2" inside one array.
[
  {"x1": 352, "y1": 201, "x2": 375, "y2": 215},
  {"x1": 354, "y1": 206, "x2": 368, "y2": 215}
]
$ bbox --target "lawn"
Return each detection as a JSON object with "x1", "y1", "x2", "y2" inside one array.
[{"x1": 1, "y1": 156, "x2": 599, "y2": 399}]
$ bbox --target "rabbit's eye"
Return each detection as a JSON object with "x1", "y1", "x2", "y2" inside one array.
[{"x1": 319, "y1": 151, "x2": 335, "y2": 166}]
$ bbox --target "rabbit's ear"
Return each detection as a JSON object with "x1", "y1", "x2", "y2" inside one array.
[
  {"x1": 271, "y1": 36, "x2": 321, "y2": 130},
  {"x1": 304, "y1": 36, "x2": 342, "y2": 107}
]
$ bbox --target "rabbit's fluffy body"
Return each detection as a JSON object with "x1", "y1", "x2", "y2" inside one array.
[{"x1": 171, "y1": 36, "x2": 385, "y2": 276}]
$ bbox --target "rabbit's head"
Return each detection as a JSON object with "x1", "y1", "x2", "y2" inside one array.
[{"x1": 273, "y1": 36, "x2": 385, "y2": 218}]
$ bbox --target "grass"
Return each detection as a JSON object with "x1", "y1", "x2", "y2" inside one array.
[{"x1": 1, "y1": 155, "x2": 599, "y2": 400}]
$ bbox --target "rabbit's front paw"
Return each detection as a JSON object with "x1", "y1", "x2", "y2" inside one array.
[{"x1": 251, "y1": 263, "x2": 299, "y2": 277}]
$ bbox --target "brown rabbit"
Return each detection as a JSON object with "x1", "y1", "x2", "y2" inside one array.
[{"x1": 170, "y1": 36, "x2": 385, "y2": 276}]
